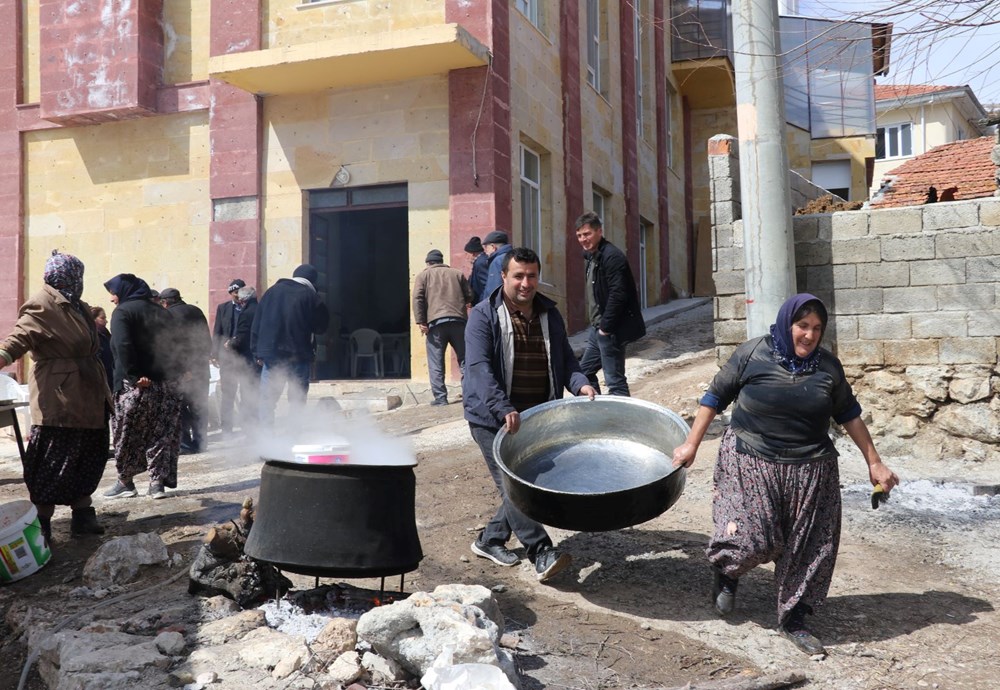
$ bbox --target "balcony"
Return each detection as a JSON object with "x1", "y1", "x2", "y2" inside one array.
[
  {"x1": 670, "y1": 0, "x2": 736, "y2": 108},
  {"x1": 208, "y1": 23, "x2": 489, "y2": 96}
]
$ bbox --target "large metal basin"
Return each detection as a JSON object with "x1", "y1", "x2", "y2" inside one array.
[{"x1": 494, "y1": 397, "x2": 689, "y2": 532}]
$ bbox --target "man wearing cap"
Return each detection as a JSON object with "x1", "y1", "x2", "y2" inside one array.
[
  {"x1": 481, "y1": 230, "x2": 511, "y2": 299},
  {"x1": 412, "y1": 249, "x2": 473, "y2": 406},
  {"x1": 464, "y1": 236, "x2": 489, "y2": 304},
  {"x1": 211, "y1": 279, "x2": 246, "y2": 435},
  {"x1": 160, "y1": 288, "x2": 212, "y2": 453},
  {"x1": 574, "y1": 211, "x2": 646, "y2": 396},
  {"x1": 251, "y1": 264, "x2": 330, "y2": 425}
]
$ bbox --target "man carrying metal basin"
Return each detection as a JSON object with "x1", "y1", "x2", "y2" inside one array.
[{"x1": 463, "y1": 246, "x2": 597, "y2": 583}]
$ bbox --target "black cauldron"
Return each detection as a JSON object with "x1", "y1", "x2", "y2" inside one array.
[{"x1": 244, "y1": 460, "x2": 423, "y2": 578}]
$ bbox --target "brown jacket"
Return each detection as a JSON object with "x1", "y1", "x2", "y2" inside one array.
[
  {"x1": 0, "y1": 285, "x2": 112, "y2": 429},
  {"x1": 412, "y1": 263, "x2": 473, "y2": 325}
]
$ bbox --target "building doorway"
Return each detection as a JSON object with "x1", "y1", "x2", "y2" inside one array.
[{"x1": 308, "y1": 184, "x2": 410, "y2": 380}]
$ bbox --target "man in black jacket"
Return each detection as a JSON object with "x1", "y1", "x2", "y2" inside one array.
[
  {"x1": 251, "y1": 264, "x2": 329, "y2": 426},
  {"x1": 574, "y1": 212, "x2": 646, "y2": 396},
  {"x1": 211, "y1": 278, "x2": 245, "y2": 434},
  {"x1": 160, "y1": 288, "x2": 212, "y2": 453},
  {"x1": 224, "y1": 285, "x2": 260, "y2": 420}
]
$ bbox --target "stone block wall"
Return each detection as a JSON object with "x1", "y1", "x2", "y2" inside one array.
[{"x1": 708, "y1": 134, "x2": 999, "y2": 459}]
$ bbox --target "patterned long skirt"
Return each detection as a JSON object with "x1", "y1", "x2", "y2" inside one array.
[
  {"x1": 23, "y1": 424, "x2": 110, "y2": 506},
  {"x1": 706, "y1": 426, "x2": 841, "y2": 626},
  {"x1": 111, "y1": 381, "x2": 182, "y2": 487}
]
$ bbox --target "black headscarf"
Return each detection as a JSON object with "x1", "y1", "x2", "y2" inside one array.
[
  {"x1": 768, "y1": 293, "x2": 827, "y2": 374},
  {"x1": 103, "y1": 274, "x2": 153, "y2": 303}
]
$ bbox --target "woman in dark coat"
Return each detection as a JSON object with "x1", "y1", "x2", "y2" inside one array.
[
  {"x1": 91, "y1": 305, "x2": 114, "y2": 392},
  {"x1": 0, "y1": 252, "x2": 112, "y2": 542},
  {"x1": 102, "y1": 274, "x2": 182, "y2": 500},
  {"x1": 672, "y1": 294, "x2": 899, "y2": 656}
]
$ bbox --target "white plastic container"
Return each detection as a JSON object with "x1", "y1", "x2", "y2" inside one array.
[
  {"x1": 0, "y1": 501, "x2": 51, "y2": 583},
  {"x1": 291, "y1": 439, "x2": 351, "y2": 465}
]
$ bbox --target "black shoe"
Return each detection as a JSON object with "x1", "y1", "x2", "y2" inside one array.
[
  {"x1": 712, "y1": 567, "x2": 739, "y2": 616},
  {"x1": 179, "y1": 443, "x2": 199, "y2": 455},
  {"x1": 38, "y1": 516, "x2": 52, "y2": 545},
  {"x1": 534, "y1": 547, "x2": 571, "y2": 583},
  {"x1": 71, "y1": 507, "x2": 105, "y2": 536},
  {"x1": 429, "y1": 398, "x2": 448, "y2": 407},
  {"x1": 104, "y1": 479, "x2": 138, "y2": 498},
  {"x1": 781, "y1": 603, "x2": 826, "y2": 656},
  {"x1": 471, "y1": 540, "x2": 520, "y2": 567},
  {"x1": 148, "y1": 480, "x2": 167, "y2": 500}
]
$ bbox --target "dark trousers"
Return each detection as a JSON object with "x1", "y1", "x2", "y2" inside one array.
[
  {"x1": 578, "y1": 326, "x2": 630, "y2": 396},
  {"x1": 469, "y1": 422, "x2": 551, "y2": 560},
  {"x1": 179, "y1": 376, "x2": 209, "y2": 451},
  {"x1": 426, "y1": 321, "x2": 466, "y2": 402}
]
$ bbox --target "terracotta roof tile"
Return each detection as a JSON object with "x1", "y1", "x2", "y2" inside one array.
[
  {"x1": 870, "y1": 137, "x2": 997, "y2": 208},
  {"x1": 874, "y1": 84, "x2": 959, "y2": 101}
]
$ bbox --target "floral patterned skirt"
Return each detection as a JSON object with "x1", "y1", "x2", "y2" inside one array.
[
  {"x1": 706, "y1": 426, "x2": 842, "y2": 625},
  {"x1": 111, "y1": 381, "x2": 182, "y2": 487},
  {"x1": 23, "y1": 424, "x2": 110, "y2": 505}
]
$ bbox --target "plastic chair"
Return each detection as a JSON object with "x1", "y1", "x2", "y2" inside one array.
[{"x1": 349, "y1": 328, "x2": 384, "y2": 378}]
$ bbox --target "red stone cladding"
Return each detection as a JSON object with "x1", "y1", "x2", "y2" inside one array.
[
  {"x1": 870, "y1": 136, "x2": 997, "y2": 208},
  {"x1": 653, "y1": 0, "x2": 671, "y2": 300},
  {"x1": 38, "y1": 0, "x2": 164, "y2": 124},
  {"x1": 446, "y1": 0, "x2": 512, "y2": 267},
  {"x1": 207, "y1": 0, "x2": 262, "y2": 322},
  {"x1": 874, "y1": 84, "x2": 958, "y2": 102},
  {"x1": 560, "y1": 0, "x2": 585, "y2": 330},
  {"x1": 0, "y1": 0, "x2": 24, "y2": 351},
  {"x1": 618, "y1": 0, "x2": 641, "y2": 277}
]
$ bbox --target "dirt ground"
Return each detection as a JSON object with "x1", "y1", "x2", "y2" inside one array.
[{"x1": 1, "y1": 302, "x2": 998, "y2": 689}]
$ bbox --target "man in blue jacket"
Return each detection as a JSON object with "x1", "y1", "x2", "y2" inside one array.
[
  {"x1": 251, "y1": 264, "x2": 329, "y2": 426},
  {"x1": 480, "y1": 229, "x2": 513, "y2": 299},
  {"x1": 463, "y1": 246, "x2": 597, "y2": 583}
]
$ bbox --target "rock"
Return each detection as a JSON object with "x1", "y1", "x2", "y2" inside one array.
[
  {"x1": 361, "y1": 650, "x2": 407, "y2": 682},
  {"x1": 312, "y1": 617, "x2": 357, "y2": 656},
  {"x1": 194, "y1": 609, "x2": 267, "y2": 645},
  {"x1": 906, "y1": 366, "x2": 951, "y2": 402},
  {"x1": 38, "y1": 630, "x2": 172, "y2": 689},
  {"x1": 949, "y1": 375, "x2": 993, "y2": 404},
  {"x1": 272, "y1": 646, "x2": 309, "y2": 679},
  {"x1": 935, "y1": 403, "x2": 1000, "y2": 444},
  {"x1": 197, "y1": 595, "x2": 241, "y2": 621},
  {"x1": 155, "y1": 631, "x2": 187, "y2": 656},
  {"x1": 430, "y1": 583, "x2": 505, "y2": 629},
  {"x1": 83, "y1": 533, "x2": 170, "y2": 587},
  {"x1": 327, "y1": 651, "x2": 363, "y2": 685},
  {"x1": 196, "y1": 671, "x2": 217, "y2": 684},
  {"x1": 237, "y1": 626, "x2": 308, "y2": 670}
]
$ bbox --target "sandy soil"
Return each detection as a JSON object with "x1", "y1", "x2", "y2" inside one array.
[{"x1": 0, "y1": 302, "x2": 998, "y2": 689}]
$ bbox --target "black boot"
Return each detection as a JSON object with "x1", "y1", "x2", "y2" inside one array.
[
  {"x1": 780, "y1": 602, "x2": 826, "y2": 656},
  {"x1": 38, "y1": 516, "x2": 52, "y2": 545},
  {"x1": 712, "y1": 566, "x2": 739, "y2": 616},
  {"x1": 71, "y1": 507, "x2": 105, "y2": 536}
]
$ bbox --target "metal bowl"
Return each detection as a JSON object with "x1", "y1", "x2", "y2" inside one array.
[{"x1": 493, "y1": 396, "x2": 689, "y2": 532}]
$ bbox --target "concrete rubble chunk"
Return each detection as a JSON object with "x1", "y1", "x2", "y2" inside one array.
[{"x1": 83, "y1": 533, "x2": 170, "y2": 588}]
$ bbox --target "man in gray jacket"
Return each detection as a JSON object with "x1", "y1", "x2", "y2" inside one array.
[{"x1": 412, "y1": 249, "x2": 473, "y2": 406}]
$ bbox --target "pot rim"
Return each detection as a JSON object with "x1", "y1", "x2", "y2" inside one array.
[{"x1": 492, "y1": 396, "x2": 689, "y2": 497}]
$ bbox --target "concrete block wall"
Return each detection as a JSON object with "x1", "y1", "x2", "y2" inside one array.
[{"x1": 708, "y1": 134, "x2": 999, "y2": 456}]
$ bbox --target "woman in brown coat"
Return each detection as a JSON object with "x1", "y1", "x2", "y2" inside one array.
[{"x1": 0, "y1": 252, "x2": 112, "y2": 542}]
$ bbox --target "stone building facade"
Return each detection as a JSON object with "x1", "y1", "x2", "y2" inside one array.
[{"x1": 708, "y1": 134, "x2": 1000, "y2": 459}]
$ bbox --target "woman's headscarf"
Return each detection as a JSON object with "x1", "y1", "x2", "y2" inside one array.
[
  {"x1": 768, "y1": 293, "x2": 827, "y2": 374},
  {"x1": 44, "y1": 251, "x2": 85, "y2": 303},
  {"x1": 103, "y1": 273, "x2": 152, "y2": 303}
]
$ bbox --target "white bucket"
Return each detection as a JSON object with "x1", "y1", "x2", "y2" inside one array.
[{"x1": 0, "y1": 501, "x2": 51, "y2": 583}]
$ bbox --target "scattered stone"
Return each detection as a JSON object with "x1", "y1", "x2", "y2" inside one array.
[
  {"x1": 194, "y1": 609, "x2": 267, "y2": 645},
  {"x1": 156, "y1": 630, "x2": 187, "y2": 656},
  {"x1": 327, "y1": 651, "x2": 363, "y2": 685},
  {"x1": 312, "y1": 617, "x2": 357, "y2": 656},
  {"x1": 362, "y1": 650, "x2": 407, "y2": 682},
  {"x1": 82, "y1": 533, "x2": 170, "y2": 588},
  {"x1": 272, "y1": 646, "x2": 309, "y2": 679}
]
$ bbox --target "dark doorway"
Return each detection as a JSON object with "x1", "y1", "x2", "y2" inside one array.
[{"x1": 308, "y1": 185, "x2": 410, "y2": 380}]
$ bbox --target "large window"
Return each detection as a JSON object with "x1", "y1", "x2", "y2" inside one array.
[
  {"x1": 875, "y1": 123, "x2": 912, "y2": 160},
  {"x1": 634, "y1": 4, "x2": 644, "y2": 135},
  {"x1": 515, "y1": 0, "x2": 539, "y2": 27},
  {"x1": 592, "y1": 186, "x2": 610, "y2": 229},
  {"x1": 586, "y1": 0, "x2": 601, "y2": 91},
  {"x1": 666, "y1": 82, "x2": 677, "y2": 169},
  {"x1": 520, "y1": 145, "x2": 542, "y2": 253}
]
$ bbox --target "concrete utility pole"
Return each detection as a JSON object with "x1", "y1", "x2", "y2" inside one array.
[{"x1": 732, "y1": 0, "x2": 797, "y2": 336}]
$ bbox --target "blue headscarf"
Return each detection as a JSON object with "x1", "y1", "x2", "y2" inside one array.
[
  {"x1": 103, "y1": 274, "x2": 152, "y2": 303},
  {"x1": 768, "y1": 293, "x2": 827, "y2": 374}
]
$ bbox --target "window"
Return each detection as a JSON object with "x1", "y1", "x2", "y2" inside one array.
[
  {"x1": 586, "y1": 0, "x2": 601, "y2": 91},
  {"x1": 515, "y1": 0, "x2": 539, "y2": 27},
  {"x1": 520, "y1": 145, "x2": 542, "y2": 253},
  {"x1": 811, "y1": 160, "x2": 852, "y2": 200},
  {"x1": 592, "y1": 186, "x2": 609, "y2": 229},
  {"x1": 875, "y1": 123, "x2": 912, "y2": 160}
]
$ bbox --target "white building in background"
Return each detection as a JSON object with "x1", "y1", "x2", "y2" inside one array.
[{"x1": 870, "y1": 84, "x2": 991, "y2": 197}]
